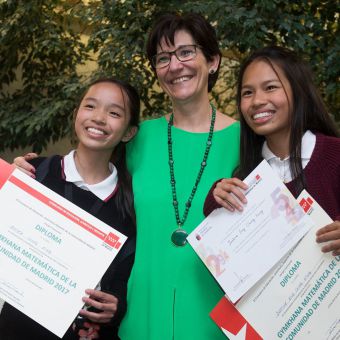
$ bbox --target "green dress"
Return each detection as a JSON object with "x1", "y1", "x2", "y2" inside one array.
[{"x1": 119, "y1": 117, "x2": 240, "y2": 340}]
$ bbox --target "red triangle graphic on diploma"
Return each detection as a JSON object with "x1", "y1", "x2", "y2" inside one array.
[
  {"x1": 0, "y1": 159, "x2": 15, "y2": 190},
  {"x1": 210, "y1": 296, "x2": 262, "y2": 340}
]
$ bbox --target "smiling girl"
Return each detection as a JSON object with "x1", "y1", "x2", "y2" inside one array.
[
  {"x1": 0, "y1": 78, "x2": 139, "y2": 339},
  {"x1": 204, "y1": 45, "x2": 340, "y2": 256}
]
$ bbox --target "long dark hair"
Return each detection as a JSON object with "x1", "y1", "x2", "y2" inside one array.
[
  {"x1": 234, "y1": 46, "x2": 339, "y2": 194},
  {"x1": 75, "y1": 78, "x2": 140, "y2": 224},
  {"x1": 146, "y1": 12, "x2": 222, "y2": 92}
]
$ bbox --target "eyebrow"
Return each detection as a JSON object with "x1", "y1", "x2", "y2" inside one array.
[{"x1": 241, "y1": 79, "x2": 281, "y2": 88}]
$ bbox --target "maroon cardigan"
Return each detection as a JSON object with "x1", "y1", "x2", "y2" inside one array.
[{"x1": 203, "y1": 133, "x2": 340, "y2": 221}]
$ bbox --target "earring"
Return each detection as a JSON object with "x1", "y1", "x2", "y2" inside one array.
[{"x1": 209, "y1": 69, "x2": 216, "y2": 74}]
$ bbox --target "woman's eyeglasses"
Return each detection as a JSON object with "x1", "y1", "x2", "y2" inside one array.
[{"x1": 152, "y1": 45, "x2": 200, "y2": 69}]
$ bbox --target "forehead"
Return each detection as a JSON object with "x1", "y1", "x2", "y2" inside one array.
[
  {"x1": 84, "y1": 82, "x2": 124, "y2": 100},
  {"x1": 157, "y1": 30, "x2": 195, "y2": 52},
  {"x1": 83, "y1": 82, "x2": 128, "y2": 110},
  {"x1": 243, "y1": 59, "x2": 287, "y2": 84}
]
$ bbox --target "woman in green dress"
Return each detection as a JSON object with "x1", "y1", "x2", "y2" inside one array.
[{"x1": 119, "y1": 12, "x2": 239, "y2": 340}]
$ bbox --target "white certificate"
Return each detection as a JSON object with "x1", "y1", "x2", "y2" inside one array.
[
  {"x1": 187, "y1": 160, "x2": 315, "y2": 302},
  {"x1": 210, "y1": 191, "x2": 340, "y2": 340},
  {"x1": 0, "y1": 159, "x2": 127, "y2": 338}
]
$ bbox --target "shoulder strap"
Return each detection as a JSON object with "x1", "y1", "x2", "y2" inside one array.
[{"x1": 35, "y1": 155, "x2": 59, "y2": 182}]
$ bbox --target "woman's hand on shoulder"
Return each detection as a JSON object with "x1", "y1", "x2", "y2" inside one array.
[
  {"x1": 213, "y1": 178, "x2": 248, "y2": 212},
  {"x1": 13, "y1": 153, "x2": 38, "y2": 178},
  {"x1": 316, "y1": 220, "x2": 340, "y2": 256},
  {"x1": 79, "y1": 289, "x2": 118, "y2": 324}
]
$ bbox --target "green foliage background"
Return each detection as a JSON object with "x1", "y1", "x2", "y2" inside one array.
[{"x1": 1, "y1": 0, "x2": 339, "y2": 152}]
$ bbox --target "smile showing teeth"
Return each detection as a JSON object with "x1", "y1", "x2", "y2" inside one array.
[
  {"x1": 253, "y1": 111, "x2": 273, "y2": 120},
  {"x1": 172, "y1": 76, "x2": 191, "y2": 84},
  {"x1": 87, "y1": 127, "x2": 105, "y2": 135}
]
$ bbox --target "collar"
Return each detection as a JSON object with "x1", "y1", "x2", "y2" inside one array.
[
  {"x1": 262, "y1": 130, "x2": 316, "y2": 161},
  {"x1": 62, "y1": 150, "x2": 118, "y2": 201}
]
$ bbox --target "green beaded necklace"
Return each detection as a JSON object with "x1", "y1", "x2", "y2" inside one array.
[{"x1": 168, "y1": 104, "x2": 216, "y2": 246}]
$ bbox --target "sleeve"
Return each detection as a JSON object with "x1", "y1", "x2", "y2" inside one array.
[
  {"x1": 203, "y1": 179, "x2": 223, "y2": 216},
  {"x1": 106, "y1": 254, "x2": 134, "y2": 326},
  {"x1": 99, "y1": 237, "x2": 135, "y2": 336}
]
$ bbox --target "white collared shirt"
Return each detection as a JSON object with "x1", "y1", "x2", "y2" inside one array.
[
  {"x1": 262, "y1": 130, "x2": 316, "y2": 183},
  {"x1": 62, "y1": 150, "x2": 118, "y2": 201}
]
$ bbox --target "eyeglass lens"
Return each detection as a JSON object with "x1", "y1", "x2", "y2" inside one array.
[{"x1": 153, "y1": 45, "x2": 197, "y2": 68}]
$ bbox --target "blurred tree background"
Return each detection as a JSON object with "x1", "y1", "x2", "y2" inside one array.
[{"x1": 0, "y1": 0, "x2": 339, "y2": 152}]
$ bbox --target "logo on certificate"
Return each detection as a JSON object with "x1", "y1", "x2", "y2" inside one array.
[
  {"x1": 299, "y1": 197, "x2": 314, "y2": 215},
  {"x1": 104, "y1": 232, "x2": 121, "y2": 249},
  {"x1": 244, "y1": 174, "x2": 262, "y2": 196}
]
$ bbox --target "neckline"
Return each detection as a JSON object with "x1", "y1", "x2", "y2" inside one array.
[
  {"x1": 62, "y1": 150, "x2": 118, "y2": 201},
  {"x1": 160, "y1": 116, "x2": 238, "y2": 134}
]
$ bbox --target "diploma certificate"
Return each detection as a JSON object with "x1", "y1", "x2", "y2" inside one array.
[
  {"x1": 187, "y1": 160, "x2": 315, "y2": 303},
  {"x1": 210, "y1": 191, "x2": 340, "y2": 340},
  {"x1": 0, "y1": 159, "x2": 127, "y2": 337}
]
